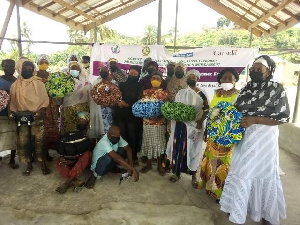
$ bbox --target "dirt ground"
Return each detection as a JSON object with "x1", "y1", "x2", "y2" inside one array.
[{"x1": 0, "y1": 147, "x2": 299, "y2": 225}]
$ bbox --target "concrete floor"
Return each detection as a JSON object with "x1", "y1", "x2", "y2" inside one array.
[{"x1": 0, "y1": 147, "x2": 299, "y2": 225}]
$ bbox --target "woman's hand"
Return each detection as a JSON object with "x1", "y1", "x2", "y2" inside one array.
[
  {"x1": 118, "y1": 100, "x2": 129, "y2": 107},
  {"x1": 241, "y1": 117, "x2": 256, "y2": 128}
]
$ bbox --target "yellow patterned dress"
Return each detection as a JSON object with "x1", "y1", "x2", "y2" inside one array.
[{"x1": 198, "y1": 88, "x2": 238, "y2": 201}]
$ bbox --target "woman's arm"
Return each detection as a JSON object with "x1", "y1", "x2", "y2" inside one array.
[{"x1": 241, "y1": 116, "x2": 283, "y2": 128}]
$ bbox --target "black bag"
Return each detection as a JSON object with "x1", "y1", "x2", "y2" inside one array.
[
  {"x1": 57, "y1": 131, "x2": 91, "y2": 157},
  {"x1": 13, "y1": 111, "x2": 35, "y2": 126}
]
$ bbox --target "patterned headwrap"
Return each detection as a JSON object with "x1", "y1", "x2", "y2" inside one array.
[
  {"x1": 77, "y1": 112, "x2": 90, "y2": 121},
  {"x1": 36, "y1": 54, "x2": 50, "y2": 65}
]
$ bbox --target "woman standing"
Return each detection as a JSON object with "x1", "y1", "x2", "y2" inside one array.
[
  {"x1": 166, "y1": 67, "x2": 207, "y2": 186},
  {"x1": 61, "y1": 61, "x2": 91, "y2": 134},
  {"x1": 198, "y1": 67, "x2": 239, "y2": 201},
  {"x1": 220, "y1": 55, "x2": 290, "y2": 225},
  {"x1": 10, "y1": 58, "x2": 50, "y2": 175},
  {"x1": 113, "y1": 65, "x2": 142, "y2": 164},
  {"x1": 140, "y1": 71, "x2": 168, "y2": 175},
  {"x1": 0, "y1": 59, "x2": 18, "y2": 169},
  {"x1": 36, "y1": 54, "x2": 60, "y2": 160}
]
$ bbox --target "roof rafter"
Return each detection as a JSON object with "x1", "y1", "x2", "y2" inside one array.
[
  {"x1": 66, "y1": 0, "x2": 111, "y2": 22},
  {"x1": 84, "y1": 0, "x2": 155, "y2": 31},
  {"x1": 227, "y1": 0, "x2": 278, "y2": 30},
  {"x1": 52, "y1": 0, "x2": 88, "y2": 17},
  {"x1": 51, "y1": 0, "x2": 103, "y2": 25},
  {"x1": 197, "y1": 0, "x2": 263, "y2": 36},
  {"x1": 38, "y1": 1, "x2": 56, "y2": 11},
  {"x1": 21, "y1": 0, "x2": 32, "y2": 5},
  {"x1": 261, "y1": 0, "x2": 299, "y2": 21},
  {"x1": 79, "y1": 0, "x2": 137, "y2": 26},
  {"x1": 19, "y1": 0, "x2": 85, "y2": 30},
  {"x1": 244, "y1": 0, "x2": 289, "y2": 26},
  {"x1": 251, "y1": 0, "x2": 294, "y2": 27}
]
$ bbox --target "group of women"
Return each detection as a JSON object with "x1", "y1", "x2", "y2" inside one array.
[{"x1": 0, "y1": 53, "x2": 290, "y2": 225}]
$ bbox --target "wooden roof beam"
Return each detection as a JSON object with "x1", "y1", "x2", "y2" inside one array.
[
  {"x1": 19, "y1": 1, "x2": 85, "y2": 30},
  {"x1": 78, "y1": 0, "x2": 137, "y2": 26},
  {"x1": 265, "y1": 17, "x2": 300, "y2": 37},
  {"x1": 197, "y1": 0, "x2": 263, "y2": 36},
  {"x1": 84, "y1": 0, "x2": 155, "y2": 31},
  {"x1": 66, "y1": 1, "x2": 111, "y2": 22},
  {"x1": 52, "y1": 0, "x2": 87, "y2": 17},
  {"x1": 251, "y1": 0, "x2": 296, "y2": 28},
  {"x1": 21, "y1": 0, "x2": 32, "y2": 5},
  {"x1": 38, "y1": 1, "x2": 56, "y2": 11},
  {"x1": 244, "y1": 0, "x2": 288, "y2": 26},
  {"x1": 226, "y1": 0, "x2": 277, "y2": 30},
  {"x1": 51, "y1": 0, "x2": 103, "y2": 25},
  {"x1": 264, "y1": 0, "x2": 299, "y2": 20}
]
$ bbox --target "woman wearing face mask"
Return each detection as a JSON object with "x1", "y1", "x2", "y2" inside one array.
[
  {"x1": 166, "y1": 62, "x2": 188, "y2": 102},
  {"x1": 35, "y1": 54, "x2": 60, "y2": 160},
  {"x1": 10, "y1": 58, "x2": 50, "y2": 175},
  {"x1": 61, "y1": 61, "x2": 91, "y2": 134},
  {"x1": 166, "y1": 68, "x2": 206, "y2": 185},
  {"x1": 197, "y1": 67, "x2": 239, "y2": 202},
  {"x1": 140, "y1": 71, "x2": 168, "y2": 175},
  {"x1": 113, "y1": 65, "x2": 143, "y2": 164},
  {"x1": 220, "y1": 55, "x2": 290, "y2": 225}
]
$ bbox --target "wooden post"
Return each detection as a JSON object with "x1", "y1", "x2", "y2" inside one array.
[
  {"x1": 0, "y1": 0, "x2": 15, "y2": 50},
  {"x1": 93, "y1": 22, "x2": 97, "y2": 43},
  {"x1": 293, "y1": 70, "x2": 300, "y2": 124},
  {"x1": 157, "y1": 0, "x2": 162, "y2": 45},
  {"x1": 246, "y1": 28, "x2": 253, "y2": 82},
  {"x1": 16, "y1": 0, "x2": 22, "y2": 58},
  {"x1": 173, "y1": 0, "x2": 179, "y2": 53}
]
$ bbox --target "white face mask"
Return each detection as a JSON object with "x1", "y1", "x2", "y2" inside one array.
[{"x1": 221, "y1": 83, "x2": 234, "y2": 91}]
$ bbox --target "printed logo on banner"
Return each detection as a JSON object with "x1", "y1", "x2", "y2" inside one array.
[
  {"x1": 111, "y1": 45, "x2": 121, "y2": 54},
  {"x1": 173, "y1": 52, "x2": 194, "y2": 58},
  {"x1": 142, "y1": 46, "x2": 150, "y2": 56}
]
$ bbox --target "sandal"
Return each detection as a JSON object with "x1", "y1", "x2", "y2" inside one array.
[
  {"x1": 157, "y1": 167, "x2": 166, "y2": 176},
  {"x1": 170, "y1": 174, "x2": 180, "y2": 182},
  {"x1": 56, "y1": 182, "x2": 70, "y2": 194},
  {"x1": 22, "y1": 167, "x2": 33, "y2": 176},
  {"x1": 192, "y1": 179, "x2": 198, "y2": 189},
  {"x1": 42, "y1": 167, "x2": 51, "y2": 175},
  {"x1": 9, "y1": 162, "x2": 19, "y2": 169},
  {"x1": 85, "y1": 175, "x2": 97, "y2": 189}
]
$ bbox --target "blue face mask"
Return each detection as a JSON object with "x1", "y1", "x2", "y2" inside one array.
[{"x1": 70, "y1": 70, "x2": 80, "y2": 77}]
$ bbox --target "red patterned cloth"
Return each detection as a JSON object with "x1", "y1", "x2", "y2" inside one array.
[{"x1": 55, "y1": 151, "x2": 92, "y2": 179}]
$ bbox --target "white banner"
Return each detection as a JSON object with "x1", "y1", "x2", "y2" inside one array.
[{"x1": 90, "y1": 44, "x2": 258, "y2": 100}]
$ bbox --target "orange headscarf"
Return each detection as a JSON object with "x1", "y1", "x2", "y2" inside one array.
[{"x1": 10, "y1": 58, "x2": 49, "y2": 112}]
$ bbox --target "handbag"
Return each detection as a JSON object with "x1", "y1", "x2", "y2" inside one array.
[{"x1": 13, "y1": 111, "x2": 35, "y2": 126}]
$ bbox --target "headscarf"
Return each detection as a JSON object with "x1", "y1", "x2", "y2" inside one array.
[
  {"x1": 77, "y1": 111, "x2": 90, "y2": 121},
  {"x1": 36, "y1": 54, "x2": 50, "y2": 65},
  {"x1": 166, "y1": 62, "x2": 187, "y2": 102},
  {"x1": 67, "y1": 54, "x2": 79, "y2": 64},
  {"x1": 187, "y1": 69, "x2": 201, "y2": 78},
  {"x1": 10, "y1": 58, "x2": 49, "y2": 112},
  {"x1": 68, "y1": 61, "x2": 86, "y2": 81}
]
